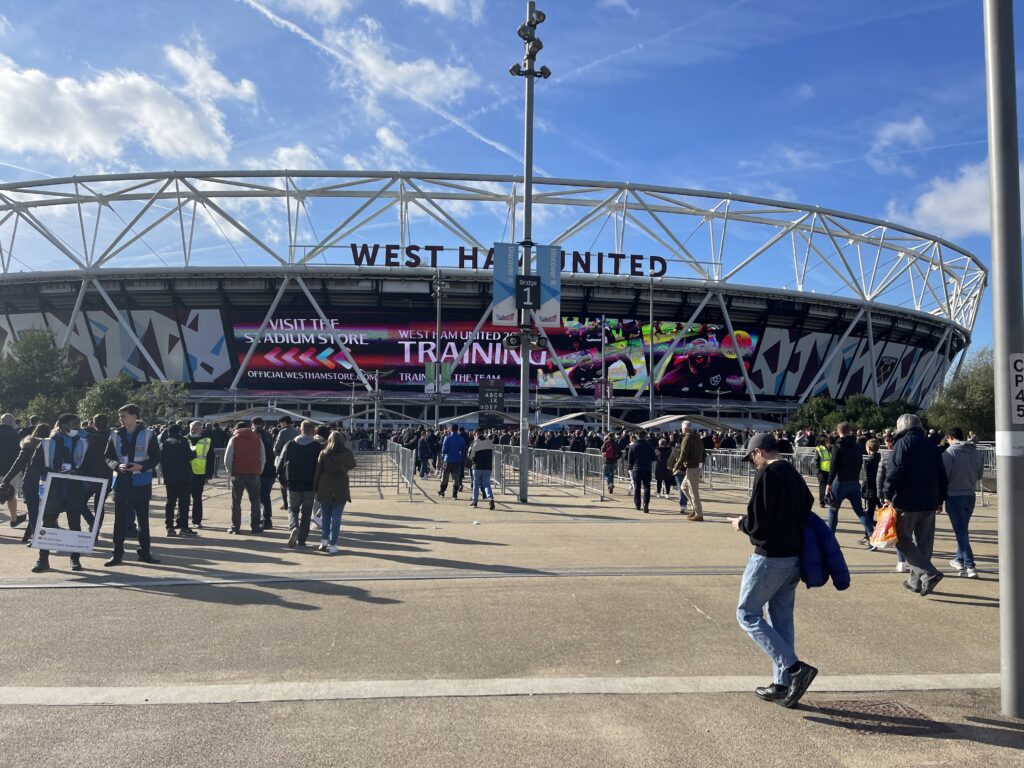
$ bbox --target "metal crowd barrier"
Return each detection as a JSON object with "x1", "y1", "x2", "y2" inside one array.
[
  {"x1": 385, "y1": 442, "x2": 416, "y2": 501},
  {"x1": 493, "y1": 445, "x2": 607, "y2": 500}
]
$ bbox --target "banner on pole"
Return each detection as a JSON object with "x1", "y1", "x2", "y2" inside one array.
[
  {"x1": 424, "y1": 362, "x2": 452, "y2": 393},
  {"x1": 492, "y1": 242, "x2": 519, "y2": 326},
  {"x1": 535, "y1": 244, "x2": 562, "y2": 327}
]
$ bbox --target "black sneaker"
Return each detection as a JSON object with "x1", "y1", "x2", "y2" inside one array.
[
  {"x1": 31, "y1": 560, "x2": 49, "y2": 573},
  {"x1": 166, "y1": 528, "x2": 177, "y2": 537},
  {"x1": 136, "y1": 550, "x2": 160, "y2": 564},
  {"x1": 9, "y1": 514, "x2": 26, "y2": 528},
  {"x1": 437, "y1": 490, "x2": 445, "y2": 498},
  {"x1": 103, "y1": 556, "x2": 124, "y2": 567},
  {"x1": 70, "y1": 558, "x2": 83, "y2": 572},
  {"x1": 903, "y1": 580, "x2": 921, "y2": 594},
  {"x1": 781, "y1": 662, "x2": 818, "y2": 708},
  {"x1": 262, "y1": 522, "x2": 273, "y2": 530},
  {"x1": 249, "y1": 526, "x2": 263, "y2": 535},
  {"x1": 489, "y1": 499, "x2": 495, "y2": 510},
  {"x1": 227, "y1": 527, "x2": 239, "y2": 535},
  {"x1": 919, "y1": 572, "x2": 944, "y2": 596},
  {"x1": 755, "y1": 684, "x2": 787, "y2": 702},
  {"x1": 179, "y1": 527, "x2": 198, "y2": 536}
]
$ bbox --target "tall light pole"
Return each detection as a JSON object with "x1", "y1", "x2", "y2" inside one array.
[
  {"x1": 983, "y1": 0, "x2": 1024, "y2": 718},
  {"x1": 432, "y1": 270, "x2": 448, "y2": 430},
  {"x1": 509, "y1": 1, "x2": 551, "y2": 503}
]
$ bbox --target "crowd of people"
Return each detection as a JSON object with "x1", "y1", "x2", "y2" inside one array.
[{"x1": 0, "y1": 408, "x2": 363, "y2": 572}]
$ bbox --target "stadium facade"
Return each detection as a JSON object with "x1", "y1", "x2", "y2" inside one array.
[{"x1": 0, "y1": 171, "x2": 986, "y2": 425}]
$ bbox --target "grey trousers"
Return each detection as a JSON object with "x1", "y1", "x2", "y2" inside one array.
[{"x1": 895, "y1": 509, "x2": 942, "y2": 588}]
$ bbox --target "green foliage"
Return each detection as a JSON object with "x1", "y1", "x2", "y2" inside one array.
[
  {"x1": 924, "y1": 348, "x2": 994, "y2": 439},
  {"x1": 20, "y1": 392, "x2": 81, "y2": 427},
  {"x1": 0, "y1": 329, "x2": 79, "y2": 414},
  {"x1": 786, "y1": 396, "x2": 840, "y2": 432},
  {"x1": 76, "y1": 374, "x2": 140, "y2": 424},
  {"x1": 135, "y1": 380, "x2": 189, "y2": 424}
]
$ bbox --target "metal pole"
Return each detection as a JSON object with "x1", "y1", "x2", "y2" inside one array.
[
  {"x1": 601, "y1": 314, "x2": 608, "y2": 432},
  {"x1": 983, "y1": 0, "x2": 1024, "y2": 718},
  {"x1": 434, "y1": 270, "x2": 443, "y2": 430},
  {"x1": 648, "y1": 276, "x2": 655, "y2": 421},
  {"x1": 517, "y1": 0, "x2": 539, "y2": 503}
]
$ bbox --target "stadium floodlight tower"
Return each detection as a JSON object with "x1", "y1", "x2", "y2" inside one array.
[{"x1": 509, "y1": 1, "x2": 551, "y2": 503}]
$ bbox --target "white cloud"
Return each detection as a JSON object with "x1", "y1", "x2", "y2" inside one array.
[
  {"x1": 867, "y1": 115, "x2": 932, "y2": 175},
  {"x1": 0, "y1": 14, "x2": 11, "y2": 36},
  {"x1": 264, "y1": 0, "x2": 354, "y2": 23},
  {"x1": 885, "y1": 159, "x2": 994, "y2": 240},
  {"x1": 244, "y1": 142, "x2": 325, "y2": 169},
  {"x1": 342, "y1": 125, "x2": 417, "y2": 170},
  {"x1": 325, "y1": 23, "x2": 480, "y2": 111},
  {"x1": 598, "y1": 0, "x2": 639, "y2": 17},
  {"x1": 404, "y1": 0, "x2": 486, "y2": 24},
  {"x1": 375, "y1": 126, "x2": 408, "y2": 154},
  {"x1": 794, "y1": 82, "x2": 814, "y2": 100},
  {"x1": 0, "y1": 40, "x2": 255, "y2": 164}
]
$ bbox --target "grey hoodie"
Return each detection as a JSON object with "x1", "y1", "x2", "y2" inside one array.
[{"x1": 942, "y1": 440, "x2": 984, "y2": 497}]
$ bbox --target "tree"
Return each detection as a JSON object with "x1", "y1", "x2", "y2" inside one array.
[
  {"x1": 925, "y1": 348, "x2": 995, "y2": 439},
  {"x1": 0, "y1": 329, "x2": 79, "y2": 414},
  {"x1": 135, "y1": 380, "x2": 188, "y2": 424},
  {"x1": 20, "y1": 392, "x2": 81, "y2": 427},
  {"x1": 77, "y1": 374, "x2": 140, "y2": 424},
  {"x1": 786, "y1": 396, "x2": 841, "y2": 432}
]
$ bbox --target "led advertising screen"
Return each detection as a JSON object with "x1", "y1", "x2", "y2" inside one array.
[{"x1": 232, "y1": 313, "x2": 760, "y2": 396}]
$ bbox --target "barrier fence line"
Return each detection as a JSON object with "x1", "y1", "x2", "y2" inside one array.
[{"x1": 386, "y1": 442, "x2": 416, "y2": 502}]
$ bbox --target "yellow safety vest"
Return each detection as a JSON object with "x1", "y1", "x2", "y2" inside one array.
[
  {"x1": 815, "y1": 445, "x2": 831, "y2": 473},
  {"x1": 190, "y1": 436, "x2": 211, "y2": 475}
]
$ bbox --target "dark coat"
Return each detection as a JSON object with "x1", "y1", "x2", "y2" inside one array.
[
  {"x1": 159, "y1": 436, "x2": 195, "y2": 484},
  {"x1": 0, "y1": 424, "x2": 20, "y2": 474},
  {"x1": 283, "y1": 437, "x2": 323, "y2": 492},
  {"x1": 883, "y1": 426, "x2": 948, "y2": 512},
  {"x1": 800, "y1": 512, "x2": 851, "y2": 590},
  {"x1": 313, "y1": 448, "x2": 357, "y2": 504}
]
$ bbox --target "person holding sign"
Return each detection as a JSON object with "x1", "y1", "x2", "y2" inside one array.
[
  {"x1": 28, "y1": 414, "x2": 88, "y2": 573},
  {"x1": 103, "y1": 403, "x2": 162, "y2": 567}
]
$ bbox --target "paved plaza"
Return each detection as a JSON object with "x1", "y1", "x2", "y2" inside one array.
[{"x1": 0, "y1": 472, "x2": 1020, "y2": 767}]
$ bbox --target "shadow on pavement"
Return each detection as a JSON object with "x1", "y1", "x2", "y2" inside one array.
[{"x1": 802, "y1": 703, "x2": 1024, "y2": 749}]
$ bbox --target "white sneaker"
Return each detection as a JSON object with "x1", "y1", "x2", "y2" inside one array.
[
  {"x1": 312, "y1": 515, "x2": 323, "y2": 530},
  {"x1": 318, "y1": 541, "x2": 328, "y2": 552},
  {"x1": 328, "y1": 545, "x2": 339, "y2": 554},
  {"x1": 895, "y1": 561, "x2": 908, "y2": 573},
  {"x1": 949, "y1": 558, "x2": 965, "y2": 573},
  {"x1": 965, "y1": 567, "x2": 978, "y2": 578}
]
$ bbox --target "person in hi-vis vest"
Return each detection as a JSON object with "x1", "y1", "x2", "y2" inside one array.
[
  {"x1": 103, "y1": 403, "x2": 161, "y2": 567},
  {"x1": 813, "y1": 435, "x2": 832, "y2": 509},
  {"x1": 28, "y1": 414, "x2": 88, "y2": 573},
  {"x1": 187, "y1": 421, "x2": 214, "y2": 528}
]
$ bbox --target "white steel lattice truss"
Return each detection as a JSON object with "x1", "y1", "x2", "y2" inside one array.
[{"x1": 0, "y1": 171, "x2": 987, "y2": 404}]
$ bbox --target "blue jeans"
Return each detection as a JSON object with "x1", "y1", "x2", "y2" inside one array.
[
  {"x1": 471, "y1": 470, "x2": 493, "y2": 503},
  {"x1": 736, "y1": 554, "x2": 800, "y2": 686},
  {"x1": 945, "y1": 495, "x2": 976, "y2": 568},
  {"x1": 319, "y1": 501, "x2": 345, "y2": 546},
  {"x1": 673, "y1": 472, "x2": 689, "y2": 511},
  {"x1": 828, "y1": 480, "x2": 871, "y2": 536},
  {"x1": 603, "y1": 463, "x2": 616, "y2": 488}
]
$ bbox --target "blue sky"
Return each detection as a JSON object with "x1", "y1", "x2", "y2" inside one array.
[{"x1": 0, "y1": 0, "x2": 1013, "y2": 349}]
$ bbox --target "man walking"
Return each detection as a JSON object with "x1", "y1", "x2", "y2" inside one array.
[
  {"x1": 251, "y1": 418, "x2": 277, "y2": 529},
  {"x1": 627, "y1": 431, "x2": 655, "y2": 513},
  {"x1": 159, "y1": 424, "x2": 196, "y2": 536},
  {"x1": 281, "y1": 420, "x2": 322, "y2": 548},
  {"x1": 273, "y1": 415, "x2": 299, "y2": 511},
  {"x1": 185, "y1": 421, "x2": 213, "y2": 529},
  {"x1": 438, "y1": 425, "x2": 466, "y2": 499},
  {"x1": 672, "y1": 420, "x2": 705, "y2": 520},
  {"x1": 103, "y1": 403, "x2": 161, "y2": 567},
  {"x1": 224, "y1": 421, "x2": 266, "y2": 535},
  {"x1": 466, "y1": 429, "x2": 495, "y2": 510},
  {"x1": 942, "y1": 427, "x2": 984, "y2": 579},
  {"x1": 884, "y1": 414, "x2": 948, "y2": 596},
  {"x1": 730, "y1": 433, "x2": 817, "y2": 708},
  {"x1": 825, "y1": 422, "x2": 873, "y2": 543}
]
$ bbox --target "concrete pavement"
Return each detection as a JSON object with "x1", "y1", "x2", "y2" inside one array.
[{"x1": 0, "y1": 469, "x2": 1018, "y2": 766}]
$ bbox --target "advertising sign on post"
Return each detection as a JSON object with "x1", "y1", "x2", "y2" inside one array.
[
  {"x1": 478, "y1": 379, "x2": 505, "y2": 427},
  {"x1": 535, "y1": 244, "x2": 562, "y2": 328},
  {"x1": 424, "y1": 362, "x2": 452, "y2": 394},
  {"x1": 31, "y1": 473, "x2": 109, "y2": 554},
  {"x1": 492, "y1": 242, "x2": 519, "y2": 326}
]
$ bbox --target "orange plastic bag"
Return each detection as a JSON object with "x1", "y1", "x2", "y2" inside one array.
[{"x1": 869, "y1": 504, "x2": 898, "y2": 549}]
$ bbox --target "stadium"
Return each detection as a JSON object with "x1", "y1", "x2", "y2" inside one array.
[{"x1": 0, "y1": 170, "x2": 987, "y2": 426}]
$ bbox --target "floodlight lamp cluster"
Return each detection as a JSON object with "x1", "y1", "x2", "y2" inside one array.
[{"x1": 510, "y1": 6, "x2": 551, "y2": 79}]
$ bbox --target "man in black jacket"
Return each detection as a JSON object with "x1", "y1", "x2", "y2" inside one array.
[
  {"x1": 627, "y1": 431, "x2": 655, "y2": 513},
  {"x1": 282, "y1": 420, "x2": 323, "y2": 548},
  {"x1": 79, "y1": 414, "x2": 112, "y2": 526},
  {"x1": 730, "y1": 432, "x2": 817, "y2": 708},
  {"x1": 159, "y1": 424, "x2": 196, "y2": 536},
  {"x1": 825, "y1": 422, "x2": 874, "y2": 543},
  {"x1": 251, "y1": 418, "x2": 277, "y2": 529},
  {"x1": 884, "y1": 414, "x2": 948, "y2": 596}
]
